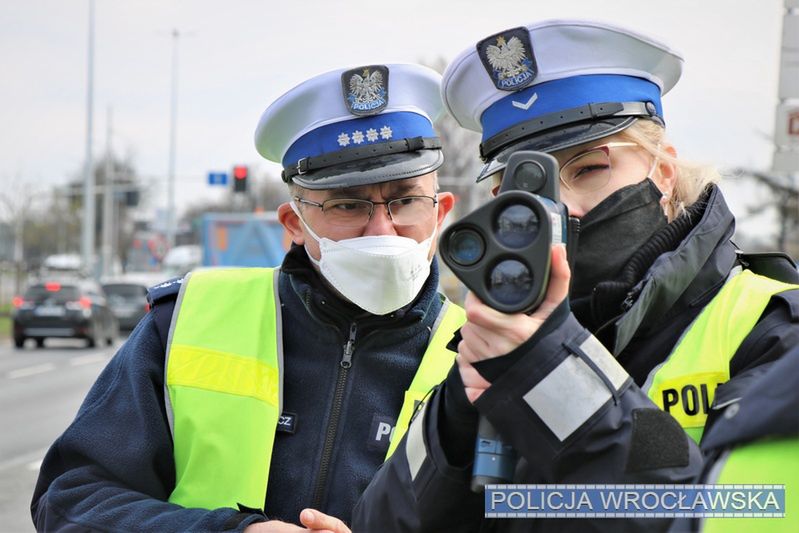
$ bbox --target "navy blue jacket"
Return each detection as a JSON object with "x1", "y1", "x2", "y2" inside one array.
[
  {"x1": 353, "y1": 186, "x2": 799, "y2": 532},
  {"x1": 31, "y1": 246, "x2": 451, "y2": 531}
]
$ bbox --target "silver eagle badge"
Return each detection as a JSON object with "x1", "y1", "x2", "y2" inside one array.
[
  {"x1": 477, "y1": 28, "x2": 537, "y2": 91},
  {"x1": 342, "y1": 65, "x2": 389, "y2": 116}
]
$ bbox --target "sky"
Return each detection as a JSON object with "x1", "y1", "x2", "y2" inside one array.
[{"x1": 0, "y1": 0, "x2": 790, "y2": 241}]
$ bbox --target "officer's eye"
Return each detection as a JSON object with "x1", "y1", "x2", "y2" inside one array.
[
  {"x1": 571, "y1": 164, "x2": 608, "y2": 180},
  {"x1": 393, "y1": 197, "x2": 418, "y2": 207},
  {"x1": 561, "y1": 148, "x2": 611, "y2": 182}
]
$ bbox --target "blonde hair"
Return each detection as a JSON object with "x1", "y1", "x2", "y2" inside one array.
[{"x1": 617, "y1": 120, "x2": 720, "y2": 220}]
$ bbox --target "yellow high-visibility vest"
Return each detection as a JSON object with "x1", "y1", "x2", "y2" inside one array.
[
  {"x1": 702, "y1": 437, "x2": 798, "y2": 532},
  {"x1": 164, "y1": 267, "x2": 465, "y2": 510},
  {"x1": 643, "y1": 270, "x2": 798, "y2": 443}
]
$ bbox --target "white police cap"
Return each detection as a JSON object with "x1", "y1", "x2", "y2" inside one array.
[
  {"x1": 441, "y1": 19, "x2": 684, "y2": 180},
  {"x1": 255, "y1": 63, "x2": 444, "y2": 190}
]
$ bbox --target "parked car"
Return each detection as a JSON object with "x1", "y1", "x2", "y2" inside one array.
[
  {"x1": 101, "y1": 275, "x2": 159, "y2": 331},
  {"x1": 162, "y1": 245, "x2": 202, "y2": 278},
  {"x1": 11, "y1": 278, "x2": 119, "y2": 349}
]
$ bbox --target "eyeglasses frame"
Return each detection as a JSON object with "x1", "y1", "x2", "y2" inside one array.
[
  {"x1": 292, "y1": 194, "x2": 439, "y2": 227},
  {"x1": 558, "y1": 141, "x2": 639, "y2": 193}
]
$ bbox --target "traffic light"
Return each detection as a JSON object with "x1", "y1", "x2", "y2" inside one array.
[
  {"x1": 125, "y1": 189, "x2": 140, "y2": 207},
  {"x1": 233, "y1": 165, "x2": 248, "y2": 193}
]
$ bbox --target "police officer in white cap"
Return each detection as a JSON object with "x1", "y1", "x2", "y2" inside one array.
[
  {"x1": 353, "y1": 20, "x2": 799, "y2": 532},
  {"x1": 31, "y1": 64, "x2": 461, "y2": 532}
]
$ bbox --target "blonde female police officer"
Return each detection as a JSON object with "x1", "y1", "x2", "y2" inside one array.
[
  {"x1": 31, "y1": 63, "x2": 461, "y2": 532},
  {"x1": 352, "y1": 20, "x2": 799, "y2": 532}
]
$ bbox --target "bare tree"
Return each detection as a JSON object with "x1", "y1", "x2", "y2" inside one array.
[
  {"x1": 0, "y1": 178, "x2": 41, "y2": 292},
  {"x1": 422, "y1": 57, "x2": 487, "y2": 222},
  {"x1": 420, "y1": 57, "x2": 491, "y2": 304},
  {"x1": 255, "y1": 171, "x2": 292, "y2": 211},
  {"x1": 64, "y1": 153, "x2": 144, "y2": 269},
  {"x1": 730, "y1": 168, "x2": 799, "y2": 259},
  {"x1": 179, "y1": 196, "x2": 237, "y2": 245}
]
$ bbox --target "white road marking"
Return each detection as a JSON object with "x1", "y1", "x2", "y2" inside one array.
[
  {"x1": 70, "y1": 354, "x2": 108, "y2": 366},
  {"x1": 7, "y1": 363, "x2": 56, "y2": 379},
  {"x1": 0, "y1": 449, "x2": 47, "y2": 472}
]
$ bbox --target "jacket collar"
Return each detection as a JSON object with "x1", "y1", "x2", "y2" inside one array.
[{"x1": 613, "y1": 185, "x2": 738, "y2": 353}]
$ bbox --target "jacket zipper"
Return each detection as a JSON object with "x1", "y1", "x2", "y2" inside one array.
[
  {"x1": 311, "y1": 321, "x2": 357, "y2": 509},
  {"x1": 621, "y1": 285, "x2": 644, "y2": 311}
]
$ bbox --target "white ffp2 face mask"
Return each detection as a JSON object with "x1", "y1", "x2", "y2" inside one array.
[{"x1": 291, "y1": 201, "x2": 437, "y2": 315}]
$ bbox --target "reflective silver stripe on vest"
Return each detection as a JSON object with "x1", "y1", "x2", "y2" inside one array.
[
  {"x1": 163, "y1": 271, "x2": 194, "y2": 438},
  {"x1": 405, "y1": 401, "x2": 429, "y2": 483},
  {"x1": 402, "y1": 297, "x2": 457, "y2": 480},
  {"x1": 522, "y1": 334, "x2": 628, "y2": 441},
  {"x1": 429, "y1": 298, "x2": 451, "y2": 339},
  {"x1": 696, "y1": 449, "x2": 732, "y2": 531},
  {"x1": 273, "y1": 268, "x2": 284, "y2": 415}
]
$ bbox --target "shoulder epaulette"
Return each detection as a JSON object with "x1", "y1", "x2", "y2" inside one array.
[{"x1": 146, "y1": 277, "x2": 184, "y2": 306}]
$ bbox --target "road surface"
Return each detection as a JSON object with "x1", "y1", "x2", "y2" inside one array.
[{"x1": 0, "y1": 336, "x2": 122, "y2": 532}]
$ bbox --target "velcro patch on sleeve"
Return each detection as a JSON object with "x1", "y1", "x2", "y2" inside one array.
[{"x1": 626, "y1": 408, "x2": 689, "y2": 473}]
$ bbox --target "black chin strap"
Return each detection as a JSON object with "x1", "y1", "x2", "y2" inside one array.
[{"x1": 479, "y1": 101, "x2": 661, "y2": 161}]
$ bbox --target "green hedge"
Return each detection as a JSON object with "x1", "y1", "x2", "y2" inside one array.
[{"x1": 0, "y1": 303, "x2": 10, "y2": 339}]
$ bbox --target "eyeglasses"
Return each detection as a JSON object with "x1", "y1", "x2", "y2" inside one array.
[
  {"x1": 558, "y1": 142, "x2": 639, "y2": 194},
  {"x1": 293, "y1": 195, "x2": 438, "y2": 228},
  {"x1": 487, "y1": 142, "x2": 641, "y2": 197}
]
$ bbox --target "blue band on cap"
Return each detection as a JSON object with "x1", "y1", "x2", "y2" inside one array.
[
  {"x1": 282, "y1": 111, "x2": 436, "y2": 168},
  {"x1": 480, "y1": 74, "x2": 663, "y2": 143}
]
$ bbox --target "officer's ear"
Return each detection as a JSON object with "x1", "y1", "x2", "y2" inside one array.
[
  {"x1": 278, "y1": 202, "x2": 305, "y2": 246},
  {"x1": 436, "y1": 191, "x2": 455, "y2": 227},
  {"x1": 653, "y1": 143, "x2": 678, "y2": 199}
]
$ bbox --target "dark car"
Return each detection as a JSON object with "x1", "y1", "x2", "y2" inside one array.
[
  {"x1": 101, "y1": 280, "x2": 151, "y2": 331},
  {"x1": 12, "y1": 279, "x2": 119, "y2": 349}
]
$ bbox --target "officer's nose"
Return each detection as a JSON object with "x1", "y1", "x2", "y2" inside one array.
[
  {"x1": 362, "y1": 203, "x2": 397, "y2": 236},
  {"x1": 560, "y1": 193, "x2": 588, "y2": 218}
]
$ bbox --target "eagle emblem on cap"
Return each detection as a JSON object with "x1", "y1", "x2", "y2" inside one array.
[
  {"x1": 477, "y1": 27, "x2": 537, "y2": 91},
  {"x1": 486, "y1": 37, "x2": 527, "y2": 78},
  {"x1": 342, "y1": 65, "x2": 389, "y2": 116}
]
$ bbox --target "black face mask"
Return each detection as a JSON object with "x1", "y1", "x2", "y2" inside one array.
[{"x1": 571, "y1": 178, "x2": 667, "y2": 299}]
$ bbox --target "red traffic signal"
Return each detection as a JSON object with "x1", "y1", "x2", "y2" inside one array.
[{"x1": 233, "y1": 165, "x2": 248, "y2": 192}]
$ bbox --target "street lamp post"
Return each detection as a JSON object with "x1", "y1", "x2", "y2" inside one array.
[
  {"x1": 101, "y1": 106, "x2": 115, "y2": 278},
  {"x1": 166, "y1": 28, "x2": 180, "y2": 250},
  {"x1": 81, "y1": 0, "x2": 96, "y2": 275}
]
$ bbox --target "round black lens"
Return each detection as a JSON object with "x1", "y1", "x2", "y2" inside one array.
[
  {"x1": 447, "y1": 229, "x2": 485, "y2": 266},
  {"x1": 512, "y1": 161, "x2": 546, "y2": 192},
  {"x1": 487, "y1": 259, "x2": 533, "y2": 306},
  {"x1": 494, "y1": 203, "x2": 539, "y2": 249}
]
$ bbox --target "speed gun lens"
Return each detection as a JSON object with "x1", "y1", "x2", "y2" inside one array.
[
  {"x1": 448, "y1": 229, "x2": 485, "y2": 266},
  {"x1": 494, "y1": 204, "x2": 539, "y2": 249},
  {"x1": 511, "y1": 161, "x2": 546, "y2": 191},
  {"x1": 487, "y1": 260, "x2": 533, "y2": 306}
]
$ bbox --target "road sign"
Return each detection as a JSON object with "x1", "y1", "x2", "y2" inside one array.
[
  {"x1": 208, "y1": 172, "x2": 228, "y2": 186},
  {"x1": 775, "y1": 104, "x2": 799, "y2": 148},
  {"x1": 779, "y1": 13, "x2": 799, "y2": 99},
  {"x1": 773, "y1": 150, "x2": 799, "y2": 173}
]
